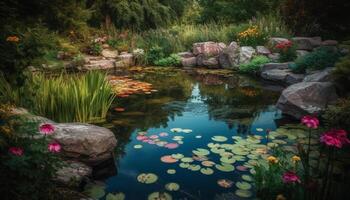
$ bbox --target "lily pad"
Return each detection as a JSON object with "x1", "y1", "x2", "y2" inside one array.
[
  {"x1": 188, "y1": 164, "x2": 201, "y2": 171},
  {"x1": 235, "y1": 189, "x2": 252, "y2": 198},
  {"x1": 148, "y1": 192, "x2": 172, "y2": 200},
  {"x1": 201, "y1": 160, "x2": 216, "y2": 167},
  {"x1": 137, "y1": 173, "x2": 158, "y2": 184},
  {"x1": 84, "y1": 184, "x2": 105, "y2": 199},
  {"x1": 106, "y1": 193, "x2": 125, "y2": 200},
  {"x1": 165, "y1": 183, "x2": 180, "y2": 191},
  {"x1": 161, "y1": 155, "x2": 178, "y2": 163},
  {"x1": 170, "y1": 128, "x2": 182, "y2": 133},
  {"x1": 207, "y1": 143, "x2": 221, "y2": 148},
  {"x1": 210, "y1": 148, "x2": 226, "y2": 154},
  {"x1": 167, "y1": 169, "x2": 176, "y2": 174},
  {"x1": 212, "y1": 136, "x2": 228, "y2": 142},
  {"x1": 182, "y1": 129, "x2": 193, "y2": 133},
  {"x1": 242, "y1": 175, "x2": 253, "y2": 182},
  {"x1": 179, "y1": 163, "x2": 190, "y2": 168},
  {"x1": 215, "y1": 163, "x2": 235, "y2": 172},
  {"x1": 164, "y1": 143, "x2": 179, "y2": 149},
  {"x1": 236, "y1": 181, "x2": 252, "y2": 190},
  {"x1": 171, "y1": 153, "x2": 184, "y2": 159},
  {"x1": 200, "y1": 167, "x2": 214, "y2": 175},
  {"x1": 220, "y1": 157, "x2": 236, "y2": 164},
  {"x1": 192, "y1": 148, "x2": 210, "y2": 156},
  {"x1": 134, "y1": 144, "x2": 143, "y2": 149},
  {"x1": 217, "y1": 179, "x2": 234, "y2": 188},
  {"x1": 256, "y1": 128, "x2": 264, "y2": 132},
  {"x1": 181, "y1": 157, "x2": 194, "y2": 163},
  {"x1": 195, "y1": 135, "x2": 202, "y2": 138}
]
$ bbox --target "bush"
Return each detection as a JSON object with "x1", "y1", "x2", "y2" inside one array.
[
  {"x1": 272, "y1": 40, "x2": 297, "y2": 62},
  {"x1": 154, "y1": 54, "x2": 182, "y2": 67},
  {"x1": 323, "y1": 98, "x2": 350, "y2": 131},
  {"x1": 146, "y1": 46, "x2": 165, "y2": 65},
  {"x1": 293, "y1": 47, "x2": 341, "y2": 73},
  {"x1": 0, "y1": 116, "x2": 63, "y2": 200},
  {"x1": 133, "y1": 48, "x2": 146, "y2": 66},
  {"x1": 237, "y1": 26, "x2": 268, "y2": 47},
  {"x1": 239, "y1": 56, "x2": 270, "y2": 73},
  {"x1": 332, "y1": 55, "x2": 350, "y2": 94},
  {"x1": 88, "y1": 41, "x2": 102, "y2": 55}
]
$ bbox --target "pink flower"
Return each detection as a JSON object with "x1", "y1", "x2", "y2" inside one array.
[
  {"x1": 8, "y1": 147, "x2": 24, "y2": 156},
  {"x1": 282, "y1": 171, "x2": 301, "y2": 184},
  {"x1": 320, "y1": 129, "x2": 350, "y2": 148},
  {"x1": 39, "y1": 123, "x2": 55, "y2": 135},
  {"x1": 301, "y1": 115, "x2": 319, "y2": 129},
  {"x1": 48, "y1": 141, "x2": 61, "y2": 153}
]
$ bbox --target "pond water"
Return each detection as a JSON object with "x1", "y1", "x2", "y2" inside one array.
[{"x1": 99, "y1": 68, "x2": 288, "y2": 200}]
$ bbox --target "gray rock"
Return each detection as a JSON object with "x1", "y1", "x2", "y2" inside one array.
[
  {"x1": 296, "y1": 50, "x2": 310, "y2": 58},
  {"x1": 276, "y1": 82, "x2": 338, "y2": 118},
  {"x1": 117, "y1": 53, "x2": 134, "y2": 67},
  {"x1": 82, "y1": 59, "x2": 115, "y2": 71},
  {"x1": 55, "y1": 161, "x2": 92, "y2": 187},
  {"x1": 193, "y1": 42, "x2": 226, "y2": 56},
  {"x1": 53, "y1": 123, "x2": 117, "y2": 165},
  {"x1": 239, "y1": 46, "x2": 256, "y2": 64},
  {"x1": 202, "y1": 57, "x2": 219, "y2": 68},
  {"x1": 181, "y1": 57, "x2": 197, "y2": 67},
  {"x1": 292, "y1": 37, "x2": 322, "y2": 50},
  {"x1": 101, "y1": 49, "x2": 118, "y2": 58},
  {"x1": 219, "y1": 42, "x2": 240, "y2": 69},
  {"x1": 285, "y1": 73, "x2": 305, "y2": 85},
  {"x1": 303, "y1": 68, "x2": 334, "y2": 82},
  {"x1": 256, "y1": 46, "x2": 271, "y2": 55},
  {"x1": 322, "y1": 40, "x2": 338, "y2": 46},
  {"x1": 261, "y1": 68, "x2": 304, "y2": 85},
  {"x1": 268, "y1": 37, "x2": 289, "y2": 46},
  {"x1": 178, "y1": 52, "x2": 194, "y2": 58},
  {"x1": 261, "y1": 62, "x2": 291, "y2": 72},
  {"x1": 268, "y1": 53, "x2": 280, "y2": 62}
]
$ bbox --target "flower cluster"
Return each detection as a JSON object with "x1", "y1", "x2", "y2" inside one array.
[
  {"x1": 267, "y1": 156, "x2": 279, "y2": 164},
  {"x1": 301, "y1": 115, "x2": 319, "y2": 129},
  {"x1": 238, "y1": 26, "x2": 260, "y2": 38},
  {"x1": 320, "y1": 129, "x2": 349, "y2": 148},
  {"x1": 291, "y1": 155, "x2": 301, "y2": 163},
  {"x1": 275, "y1": 40, "x2": 293, "y2": 50},
  {"x1": 6, "y1": 35, "x2": 20, "y2": 43},
  {"x1": 8, "y1": 123, "x2": 61, "y2": 156},
  {"x1": 282, "y1": 171, "x2": 301, "y2": 184}
]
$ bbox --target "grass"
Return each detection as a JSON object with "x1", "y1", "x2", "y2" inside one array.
[{"x1": 0, "y1": 71, "x2": 116, "y2": 123}]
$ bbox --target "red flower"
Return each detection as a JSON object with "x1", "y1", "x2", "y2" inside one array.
[
  {"x1": 9, "y1": 147, "x2": 24, "y2": 156},
  {"x1": 48, "y1": 141, "x2": 61, "y2": 153},
  {"x1": 282, "y1": 171, "x2": 301, "y2": 184},
  {"x1": 320, "y1": 129, "x2": 350, "y2": 148},
  {"x1": 275, "y1": 40, "x2": 293, "y2": 49},
  {"x1": 301, "y1": 115, "x2": 319, "y2": 129},
  {"x1": 39, "y1": 123, "x2": 55, "y2": 135}
]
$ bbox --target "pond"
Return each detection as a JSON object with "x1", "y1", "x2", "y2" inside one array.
[{"x1": 98, "y1": 68, "x2": 289, "y2": 200}]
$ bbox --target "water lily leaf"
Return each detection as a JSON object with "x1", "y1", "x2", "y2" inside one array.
[
  {"x1": 188, "y1": 164, "x2": 201, "y2": 171},
  {"x1": 200, "y1": 167, "x2": 214, "y2": 175},
  {"x1": 212, "y1": 136, "x2": 228, "y2": 142},
  {"x1": 250, "y1": 168, "x2": 256, "y2": 175},
  {"x1": 233, "y1": 155, "x2": 246, "y2": 161},
  {"x1": 217, "y1": 179, "x2": 234, "y2": 188},
  {"x1": 220, "y1": 157, "x2": 236, "y2": 164},
  {"x1": 161, "y1": 155, "x2": 178, "y2": 163},
  {"x1": 106, "y1": 193, "x2": 125, "y2": 200},
  {"x1": 236, "y1": 165, "x2": 248, "y2": 172},
  {"x1": 220, "y1": 152, "x2": 233, "y2": 157},
  {"x1": 181, "y1": 157, "x2": 194, "y2": 163},
  {"x1": 182, "y1": 129, "x2": 193, "y2": 133},
  {"x1": 236, "y1": 181, "x2": 252, "y2": 190},
  {"x1": 170, "y1": 128, "x2": 182, "y2": 133},
  {"x1": 164, "y1": 143, "x2": 179, "y2": 149},
  {"x1": 171, "y1": 153, "x2": 184, "y2": 159},
  {"x1": 193, "y1": 155, "x2": 209, "y2": 161},
  {"x1": 211, "y1": 148, "x2": 226, "y2": 154},
  {"x1": 272, "y1": 139, "x2": 287, "y2": 145},
  {"x1": 167, "y1": 169, "x2": 176, "y2": 174},
  {"x1": 165, "y1": 182, "x2": 180, "y2": 191},
  {"x1": 207, "y1": 143, "x2": 221, "y2": 148},
  {"x1": 134, "y1": 144, "x2": 143, "y2": 149},
  {"x1": 215, "y1": 163, "x2": 235, "y2": 172},
  {"x1": 242, "y1": 175, "x2": 253, "y2": 182},
  {"x1": 138, "y1": 131, "x2": 147, "y2": 135},
  {"x1": 179, "y1": 163, "x2": 190, "y2": 168},
  {"x1": 195, "y1": 135, "x2": 202, "y2": 138},
  {"x1": 192, "y1": 148, "x2": 210, "y2": 156},
  {"x1": 235, "y1": 189, "x2": 252, "y2": 198},
  {"x1": 172, "y1": 136, "x2": 184, "y2": 141},
  {"x1": 137, "y1": 173, "x2": 158, "y2": 184},
  {"x1": 201, "y1": 160, "x2": 216, "y2": 167},
  {"x1": 84, "y1": 184, "x2": 105, "y2": 199},
  {"x1": 177, "y1": 140, "x2": 184, "y2": 144},
  {"x1": 256, "y1": 128, "x2": 264, "y2": 132},
  {"x1": 148, "y1": 192, "x2": 172, "y2": 200}
]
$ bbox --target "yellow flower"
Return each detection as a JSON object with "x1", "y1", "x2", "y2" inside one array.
[
  {"x1": 292, "y1": 155, "x2": 301, "y2": 163},
  {"x1": 267, "y1": 156, "x2": 278, "y2": 164}
]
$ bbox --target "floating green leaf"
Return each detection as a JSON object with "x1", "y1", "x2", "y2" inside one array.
[
  {"x1": 179, "y1": 163, "x2": 190, "y2": 168},
  {"x1": 242, "y1": 175, "x2": 253, "y2": 182},
  {"x1": 200, "y1": 167, "x2": 214, "y2": 175},
  {"x1": 165, "y1": 182, "x2": 180, "y2": 191},
  {"x1": 235, "y1": 189, "x2": 252, "y2": 198},
  {"x1": 220, "y1": 157, "x2": 236, "y2": 164},
  {"x1": 106, "y1": 193, "x2": 125, "y2": 200},
  {"x1": 134, "y1": 144, "x2": 143, "y2": 149},
  {"x1": 188, "y1": 164, "x2": 201, "y2": 171},
  {"x1": 137, "y1": 173, "x2": 158, "y2": 184},
  {"x1": 211, "y1": 136, "x2": 228, "y2": 142},
  {"x1": 215, "y1": 163, "x2": 235, "y2": 172},
  {"x1": 167, "y1": 169, "x2": 176, "y2": 174},
  {"x1": 181, "y1": 157, "x2": 194, "y2": 163},
  {"x1": 148, "y1": 192, "x2": 172, "y2": 200},
  {"x1": 84, "y1": 184, "x2": 105, "y2": 199},
  {"x1": 192, "y1": 148, "x2": 210, "y2": 156},
  {"x1": 171, "y1": 153, "x2": 184, "y2": 159},
  {"x1": 236, "y1": 181, "x2": 252, "y2": 190}
]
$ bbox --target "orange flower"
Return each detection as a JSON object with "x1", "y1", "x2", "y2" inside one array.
[
  {"x1": 267, "y1": 156, "x2": 278, "y2": 164},
  {"x1": 6, "y1": 36, "x2": 20, "y2": 43},
  {"x1": 292, "y1": 155, "x2": 301, "y2": 163}
]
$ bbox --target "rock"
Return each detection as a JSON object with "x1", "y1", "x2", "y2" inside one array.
[
  {"x1": 296, "y1": 50, "x2": 310, "y2": 58},
  {"x1": 181, "y1": 57, "x2": 197, "y2": 67},
  {"x1": 261, "y1": 62, "x2": 291, "y2": 72},
  {"x1": 256, "y1": 46, "x2": 271, "y2": 55},
  {"x1": 285, "y1": 73, "x2": 305, "y2": 85},
  {"x1": 268, "y1": 37, "x2": 289, "y2": 47},
  {"x1": 193, "y1": 42, "x2": 226, "y2": 56},
  {"x1": 101, "y1": 49, "x2": 118, "y2": 58},
  {"x1": 102, "y1": 44, "x2": 110, "y2": 49},
  {"x1": 239, "y1": 46, "x2": 256, "y2": 64},
  {"x1": 276, "y1": 82, "x2": 338, "y2": 118},
  {"x1": 219, "y1": 42, "x2": 240, "y2": 69},
  {"x1": 202, "y1": 57, "x2": 219, "y2": 68},
  {"x1": 303, "y1": 68, "x2": 334, "y2": 82},
  {"x1": 117, "y1": 53, "x2": 134, "y2": 67},
  {"x1": 292, "y1": 37, "x2": 322, "y2": 50},
  {"x1": 53, "y1": 123, "x2": 117, "y2": 165},
  {"x1": 82, "y1": 59, "x2": 115, "y2": 71},
  {"x1": 55, "y1": 161, "x2": 92, "y2": 187},
  {"x1": 268, "y1": 53, "x2": 280, "y2": 62},
  {"x1": 322, "y1": 40, "x2": 338, "y2": 46},
  {"x1": 178, "y1": 52, "x2": 194, "y2": 58},
  {"x1": 261, "y1": 68, "x2": 304, "y2": 85}
]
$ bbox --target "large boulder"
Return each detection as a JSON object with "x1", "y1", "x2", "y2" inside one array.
[
  {"x1": 261, "y1": 69, "x2": 304, "y2": 85},
  {"x1": 55, "y1": 161, "x2": 92, "y2": 187},
  {"x1": 322, "y1": 40, "x2": 338, "y2": 46},
  {"x1": 82, "y1": 57, "x2": 115, "y2": 71},
  {"x1": 268, "y1": 37, "x2": 289, "y2": 47},
  {"x1": 117, "y1": 53, "x2": 134, "y2": 67},
  {"x1": 53, "y1": 123, "x2": 117, "y2": 165},
  {"x1": 261, "y1": 62, "x2": 291, "y2": 73},
  {"x1": 292, "y1": 37, "x2": 322, "y2": 50},
  {"x1": 177, "y1": 52, "x2": 194, "y2": 58},
  {"x1": 193, "y1": 42, "x2": 226, "y2": 56},
  {"x1": 219, "y1": 42, "x2": 240, "y2": 69},
  {"x1": 101, "y1": 49, "x2": 118, "y2": 59},
  {"x1": 239, "y1": 46, "x2": 256, "y2": 64},
  {"x1": 256, "y1": 46, "x2": 271, "y2": 55},
  {"x1": 181, "y1": 57, "x2": 197, "y2": 68},
  {"x1": 303, "y1": 68, "x2": 334, "y2": 82},
  {"x1": 268, "y1": 53, "x2": 280, "y2": 62},
  {"x1": 202, "y1": 57, "x2": 220, "y2": 68},
  {"x1": 276, "y1": 82, "x2": 338, "y2": 118}
]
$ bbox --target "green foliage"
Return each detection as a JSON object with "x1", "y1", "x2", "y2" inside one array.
[
  {"x1": 323, "y1": 98, "x2": 350, "y2": 131},
  {"x1": 251, "y1": 13, "x2": 292, "y2": 38},
  {"x1": 0, "y1": 117, "x2": 63, "y2": 200},
  {"x1": 239, "y1": 56, "x2": 270, "y2": 73},
  {"x1": 0, "y1": 71, "x2": 116, "y2": 123},
  {"x1": 155, "y1": 54, "x2": 182, "y2": 67},
  {"x1": 293, "y1": 47, "x2": 341, "y2": 73},
  {"x1": 88, "y1": 42, "x2": 102, "y2": 55},
  {"x1": 332, "y1": 55, "x2": 350, "y2": 94},
  {"x1": 236, "y1": 26, "x2": 268, "y2": 47},
  {"x1": 146, "y1": 46, "x2": 165, "y2": 65}
]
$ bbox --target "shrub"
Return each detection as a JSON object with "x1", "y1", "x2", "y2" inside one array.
[
  {"x1": 332, "y1": 55, "x2": 350, "y2": 94},
  {"x1": 274, "y1": 40, "x2": 297, "y2": 62},
  {"x1": 146, "y1": 46, "x2": 165, "y2": 65},
  {"x1": 154, "y1": 54, "x2": 182, "y2": 67},
  {"x1": 323, "y1": 98, "x2": 350, "y2": 131},
  {"x1": 293, "y1": 47, "x2": 341, "y2": 73},
  {"x1": 237, "y1": 26, "x2": 268, "y2": 47},
  {"x1": 133, "y1": 48, "x2": 146, "y2": 66},
  {"x1": 239, "y1": 56, "x2": 270, "y2": 73},
  {"x1": 88, "y1": 42, "x2": 102, "y2": 55}
]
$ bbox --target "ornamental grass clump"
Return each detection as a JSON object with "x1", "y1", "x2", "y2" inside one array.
[{"x1": 237, "y1": 26, "x2": 268, "y2": 46}]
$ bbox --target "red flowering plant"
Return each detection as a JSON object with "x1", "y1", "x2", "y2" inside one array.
[
  {"x1": 0, "y1": 114, "x2": 63, "y2": 200},
  {"x1": 274, "y1": 40, "x2": 297, "y2": 62}
]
